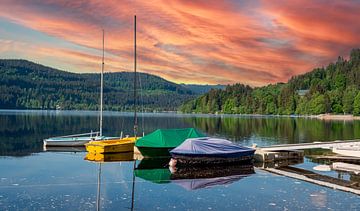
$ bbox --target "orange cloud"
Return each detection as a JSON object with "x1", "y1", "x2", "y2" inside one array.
[{"x1": 0, "y1": 0, "x2": 359, "y2": 86}]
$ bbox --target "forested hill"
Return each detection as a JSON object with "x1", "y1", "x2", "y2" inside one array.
[
  {"x1": 0, "y1": 59, "x2": 196, "y2": 111},
  {"x1": 180, "y1": 84, "x2": 226, "y2": 94},
  {"x1": 180, "y1": 49, "x2": 360, "y2": 115}
]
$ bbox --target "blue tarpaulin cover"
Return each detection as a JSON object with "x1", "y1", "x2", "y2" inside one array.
[{"x1": 170, "y1": 137, "x2": 255, "y2": 158}]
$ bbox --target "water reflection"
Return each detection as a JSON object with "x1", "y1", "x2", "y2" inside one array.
[
  {"x1": 171, "y1": 165, "x2": 255, "y2": 191},
  {"x1": 187, "y1": 116, "x2": 360, "y2": 145},
  {"x1": 135, "y1": 158, "x2": 171, "y2": 184},
  {"x1": 2, "y1": 110, "x2": 360, "y2": 157},
  {"x1": 134, "y1": 158, "x2": 255, "y2": 190},
  {"x1": 84, "y1": 152, "x2": 134, "y2": 162},
  {"x1": 2, "y1": 111, "x2": 360, "y2": 210},
  {"x1": 44, "y1": 146, "x2": 86, "y2": 152}
]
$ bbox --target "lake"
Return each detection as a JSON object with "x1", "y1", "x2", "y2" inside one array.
[{"x1": 1, "y1": 110, "x2": 360, "y2": 210}]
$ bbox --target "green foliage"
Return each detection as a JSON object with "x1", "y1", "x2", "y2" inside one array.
[
  {"x1": 343, "y1": 86, "x2": 357, "y2": 114},
  {"x1": 335, "y1": 74, "x2": 346, "y2": 90},
  {"x1": 353, "y1": 92, "x2": 360, "y2": 116},
  {"x1": 181, "y1": 48, "x2": 360, "y2": 115},
  {"x1": 0, "y1": 59, "x2": 197, "y2": 111},
  {"x1": 309, "y1": 93, "x2": 326, "y2": 114}
]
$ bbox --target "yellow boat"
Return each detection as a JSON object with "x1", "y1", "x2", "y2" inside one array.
[
  {"x1": 85, "y1": 137, "x2": 137, "y2": 154},
  {"x1": 85, "y1": 151, "x2": 134, "y2": 162}
]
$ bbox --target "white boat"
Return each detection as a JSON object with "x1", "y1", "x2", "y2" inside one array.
[
  {"x1": 43, "y1": 131, "x2": 120, "y2": 147},
  {"x1": 332, "y1": 146, "x2": 360, "y2": 157},
  {"x1": 43, "y1": 137, "x2": 91, "y2": 147}
]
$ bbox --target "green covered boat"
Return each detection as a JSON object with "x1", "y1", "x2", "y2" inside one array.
[{"x1": 135, "y1": 128, "x2": 205, "y2": 157}]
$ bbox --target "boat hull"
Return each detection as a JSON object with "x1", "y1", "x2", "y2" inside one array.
[
  {"x1": 43, "y1": 135, "x2": 120, "y2": 147},
  {"x1": 137, "y1": 147, "x2": 173, "y2": 157},
  {"x1": 43, "y1": 139, "x2": 90, "y2": 147},
  {"x1": 85, "y1": 137, "x2": 136, "y2": 154},
  {"x1": 170, "y1": 148, "x2": 255, "y2": 167},
  {"x1": 171, "y1": 154, "x2": 254, "y2": 166}
]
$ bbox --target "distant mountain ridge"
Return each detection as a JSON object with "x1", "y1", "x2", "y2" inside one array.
[
  {"x1": 181, "y1": 84, "x2": 225, "y2": 94},
  {"x1": 0, "y1": 59, "x2": 199, "y2": 111},
  {"x1": 181, "y1": 49, "x2": 360, "y2": 115}
]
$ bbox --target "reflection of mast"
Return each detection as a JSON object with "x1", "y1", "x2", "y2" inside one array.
[
  {"x1": 131, "y1": 161, "x2": 136, "y2": 211},
  {"x1": 131, "y1": 15, "x2": 137, "y2": 211},
  {"x1": 96, "y1": 163, "x2": 102, "y2": 211}
]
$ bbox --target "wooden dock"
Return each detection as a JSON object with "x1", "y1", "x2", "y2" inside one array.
[
  {"x1": 309, "y1": 155, "x2": 360, "y2": 164},
  {"x1": 254, "y1": 149, "x2": 304, "y2": 162},
  {"x1": 253, "y1": 140, "x2": 360, "y2": 162},
  {"x1": 258, "y1": 140, "x2": 360, "y2": 151},
  {"x1": 131, "y1": 140, "x2": 360, "y2": 162}
]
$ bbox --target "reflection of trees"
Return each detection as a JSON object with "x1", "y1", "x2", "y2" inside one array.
[
  {"x1": 3, "y1": 112, "x2": 360, "y2": 157},
  {"x1": 0, "y1": 112, "x2": 194, "y2": 156},
  {"x1": 186, "y1": 116, "x2": 360, "y2": 145}
]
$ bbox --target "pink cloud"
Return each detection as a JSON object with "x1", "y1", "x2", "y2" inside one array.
[{"x1": 0, "y1": 0, "x2": 359, "y2": 86}]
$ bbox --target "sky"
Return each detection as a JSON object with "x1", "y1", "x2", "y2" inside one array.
[{"x1": 0, "y1": 0, "x2": 360, "y2": 86}]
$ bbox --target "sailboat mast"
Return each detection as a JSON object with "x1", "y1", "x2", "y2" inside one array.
[
  {"x1": 100, "y1": 29, "x2": 104, "y2": 137},
  {"x1": 133, "y1": 15, "x2": 138, "y2": 137}
]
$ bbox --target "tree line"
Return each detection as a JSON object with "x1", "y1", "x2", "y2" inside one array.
[
  {"x1": 180, "y1": 49, "x2": 360, "y2": 115},
  {"x1": 0, "y1": 59, "x2": 196, "y2": 111}
]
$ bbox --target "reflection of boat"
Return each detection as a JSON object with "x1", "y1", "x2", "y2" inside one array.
[
  {"x1": 134, "y1": 158, "x2": 255, "y2": 190},
  {"x1": 85, "y1": 151, "x2": 134, "y2": 162},
  {"x1": 332, "y1": 162, "x2": 360, "y2": 174},
  {"x1": 169, "y1": 137, "x2": 255, "y2": 166},
  {"x1": 135, "y1": 168, "x2": 171, "y2": 184},
  {"x1": 43, "y1": 145, "x2": 86, "y2": 152},
  {"x1": 136, "y1": 157, "x2": 170, "y2": 169},
  {"x1": 333, "y1": 146, "x2": 360, "y2": 157},
  {"x1": 134, "y1": 158, "x2": 171, "y2": 184},
  {"x1": 85, "y1": 137, "x2": 137, "y2": 154},
  {"x1": 135, "y1": 128, "x2": 205, "y2": 157},
  {"x1": 171, "y1": 165, "x2": 254, "y2": 190}
]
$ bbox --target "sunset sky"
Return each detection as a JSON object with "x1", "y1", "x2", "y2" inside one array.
[{"x1": 0, "y1": 0, "x2": 359, "y2": 86}]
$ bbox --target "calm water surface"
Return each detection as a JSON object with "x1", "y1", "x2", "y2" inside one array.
[{"x1": 1, "y1": 110, "x2": 360, "y2": 210}]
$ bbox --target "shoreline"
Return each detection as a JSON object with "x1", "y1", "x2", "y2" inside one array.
[
  {"x1": 314, "y1": 114, "x2": 360, "y2": 121},
  {"x1": 1, "y1": 109, "x2": 360, "y2": 120}
]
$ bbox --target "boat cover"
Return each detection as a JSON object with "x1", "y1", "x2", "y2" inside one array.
[
  {"x1": 170, "y1": 137, "x2": 255, "y2": 157},
  {"x1": 135, "y1": 128, "x2": 205, "y2": 148}
]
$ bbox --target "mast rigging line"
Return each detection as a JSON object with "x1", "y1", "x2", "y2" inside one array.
[
  {"x1": 100, "y1": 29, "x2": 105, "y2": 137},
  {"x1": 133, "y1": 15, "x2": 138, "y2": 137}
]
